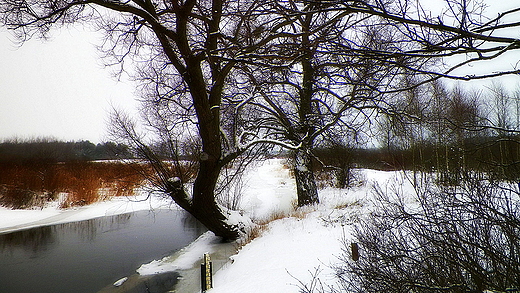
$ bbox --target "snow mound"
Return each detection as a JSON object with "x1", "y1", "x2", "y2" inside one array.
[{"x1": 137, "y1": 232, "x2": 221, "y2": 275}]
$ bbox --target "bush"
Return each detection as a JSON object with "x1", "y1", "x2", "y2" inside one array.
[{"x1": 335, "y1": 175, "x2": 520, "y2": 293}]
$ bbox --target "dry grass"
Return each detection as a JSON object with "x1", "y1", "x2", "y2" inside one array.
[
  {"x1": 0, "y1": 161, "x2": 147, "y2": 209},
  {"x1": 236, "y1": 207, "x2": 312, "y2": 251}
]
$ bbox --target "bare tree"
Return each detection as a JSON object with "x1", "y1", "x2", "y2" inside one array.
[
  {"x1": 236, "y1": 1, "x2": 427, "y2": 206},
  {"x1": 0, "y1": 0, "x2": 290, "y2": 240},
  {"x1": 3, "y1": 0, "x2": 520, "y2": 240}
]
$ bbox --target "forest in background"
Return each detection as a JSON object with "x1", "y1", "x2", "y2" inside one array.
[
  {"x1": 1, "y1": 116, "x2": 519, "y2": 209},
  {"x1": 0, "y1": 139, "x2": 132, "y2": 162}
]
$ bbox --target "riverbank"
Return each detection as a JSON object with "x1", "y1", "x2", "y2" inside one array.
[
  {"x1": 98, "y1": 232, "x2": 236, "y2": 293},
  {"x1": 130, "y1": 160, "x2": 405, "y2": 292},
  {"x1": 0, "y1": 159, "x2": 407, "y2": 292},
  {"x1": 0, "y1": 191, "x2": 175, "y2": 234}
]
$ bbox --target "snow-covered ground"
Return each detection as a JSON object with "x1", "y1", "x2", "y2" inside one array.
[
  {"x1": 206, "y1": 160, "x2": 411, "y2": 292},
  {"x1": 137, "y1": 159, "x2": 414, "y2": 292},
  {"x1": 0, "y1": 158, "x2": 412, "y2": 292}
]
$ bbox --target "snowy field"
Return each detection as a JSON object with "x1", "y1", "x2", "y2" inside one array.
[
  {"x1": 0, "y1": 158, "x2": 412, "y2": 292},
  {"x1": 206, "y1": 159, "x2": 410, "y2": 292}
]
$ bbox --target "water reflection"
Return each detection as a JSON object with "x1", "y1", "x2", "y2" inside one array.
[
  {"x1": 0, "y1": 213, "x2": 135, "y2": 253},
  {"x1": 60, "y1": 212, "x2": 133, "y2": 242},
  {"x1": 182, "y1": 211, "x2": 206, "y2": 232},
  {"x1": 0, "y1": 209, "x2": 206, "y2": 293},
  {"x1": 0, "y1": 226, "x2": 55, "y2": 254}
]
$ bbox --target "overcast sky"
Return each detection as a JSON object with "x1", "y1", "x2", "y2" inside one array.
[
  {"x1": 0, "y1": 2, "x2": 519, "y2": 144},
  {"x1": 0, "y1": 26, "x2": 138, "y2": 143}
]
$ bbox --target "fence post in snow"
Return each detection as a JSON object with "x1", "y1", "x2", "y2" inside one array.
[
  {"x1": 351, "y1": 243, "x2": 360, "y2": 261},
  {"x1": 201, "y1": 253, "x2": 213, "y2": 292}
]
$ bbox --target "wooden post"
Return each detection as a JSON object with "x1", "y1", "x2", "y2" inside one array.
[
  {"x1": 351, "y1": 242, "x2": 359, "y2": 261},
  {"x1": 201, "y1": 253, "x2": 213, "y2": 292}
]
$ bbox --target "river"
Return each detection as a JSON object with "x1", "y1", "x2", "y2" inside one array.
[{"x1": 0, "y1": 209, "x2": 206, "y2": 293}]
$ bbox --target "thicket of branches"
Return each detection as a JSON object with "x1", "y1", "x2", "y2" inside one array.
[{"x1": 331, "y1": 174, "x2": 520, "y2": 293}]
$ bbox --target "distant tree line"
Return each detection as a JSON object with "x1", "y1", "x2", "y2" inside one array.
[
  {"x1": 376, "y1": 81, "x2": 520, "y2": 183},
  {"x1": 0, "y1": 139, "x2": 132, "y2": 162},
  {"x1": 311, "y1": 81, "x2": 520, "y2": 188}
]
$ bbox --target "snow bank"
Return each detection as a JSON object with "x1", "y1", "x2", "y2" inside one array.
[
  {"x1": 0, "y1": 190, "x2": 174, "y2": 234},
  {"x1": 209, "y1": 211, "x2": 350, "y2": 293},
  {"x1": 138, "y1": 232, "x2": 221, "y2": 275},
  {"x1": 0, "y1": 208, "x2": 60, "y2": 231}
]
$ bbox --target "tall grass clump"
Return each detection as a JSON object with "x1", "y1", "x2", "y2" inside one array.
[{"x1": 0, "y1": 161, "x2": 147, "y2": 209}]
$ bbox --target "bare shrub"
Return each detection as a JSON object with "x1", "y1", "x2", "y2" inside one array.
[
  {"x1": 216, "y1": 173, "x2": 245, "y2": 211},
  {"x1": 0, "y1": 187, "x2": 39, "y2": 209},
  {"x1": 335, "y1": 174, "x2": 520, "y2": 293},
  {"x1": 289, "y1": 267, "x2": 327, "y2": 293}
]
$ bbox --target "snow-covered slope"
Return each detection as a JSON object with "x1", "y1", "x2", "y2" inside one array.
[{"x1": 207, "y1": 160, "x2": 411, "y2": 292}]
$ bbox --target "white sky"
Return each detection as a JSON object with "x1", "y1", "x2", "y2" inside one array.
[
  {"x1": 0, "y1": 26, "x2": 138, "y2": 143},
  {"x1": 0, "y1": 2, "x2": 519, "y2": 144}
]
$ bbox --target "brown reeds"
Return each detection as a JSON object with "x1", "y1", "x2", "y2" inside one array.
[{"x1": 0, "y1": 161, "x2": 147, "y2": 209}]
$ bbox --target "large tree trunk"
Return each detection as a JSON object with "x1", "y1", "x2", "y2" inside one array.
[
  {"x1": 166, "y1": 161, "x2": 239, "y2": 241},
  {"x1": 293, "y1": 7, "x2": 319, "y2": 207},
  {"x1": 294, "y1": 148, "x2": 319, "y2": 206},
  {"x1": 191, "y1": 158, "x2": 239, "y2": 241},
  {"x1": 189, "y1": 102, "x2": 239, "y2": 240},
  {"x1": 171, "y1": 54, "x2": 239, "y2": 241}
]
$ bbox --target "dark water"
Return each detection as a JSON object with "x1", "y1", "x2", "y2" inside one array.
[{"x1": 0, "y1": 209, "x2": 206, "y2": 293}]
